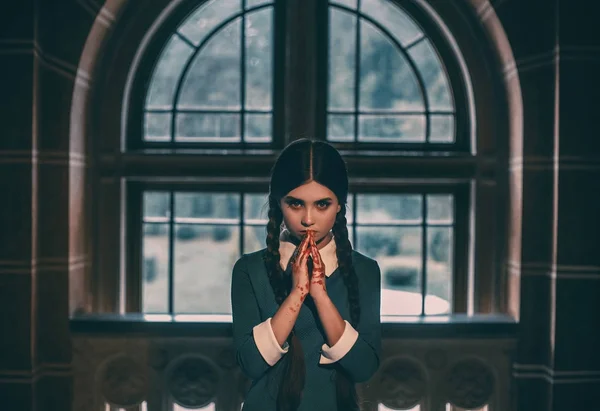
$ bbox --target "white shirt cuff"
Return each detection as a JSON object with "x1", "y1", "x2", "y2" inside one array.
[
  {"x1": 252, "y1": 317, "x2": 289, "y2": 366},
  {"x1": 319, "y1": 320, "x2": 359, "y2": 364}
]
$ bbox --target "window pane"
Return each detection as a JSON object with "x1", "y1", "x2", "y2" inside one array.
[
  {"x1": 331, "y1": 0, "x2": 357, "y2": 9},
  {"x1": 176, "y1": 113, "x2": 241, "y2": 142},
  {"x1": 178, "y1": 19, "x2": 241, "y2": 109},
  {"x1": 144, "y1": 192, "x2": 170, "y2": 219},
  {"x1": 426, "y1": 227, "x2": 453, "y2": 314},
  {"x1": 357, "y1": 227, "x2": 423, "y2": 315},
  {"x1": 178, "y1": 0, "x2": 241, "y2": 47},
  {"x1": 142, "y1": 224, "x2": 169, "y2": 313},
  {"x1": 245, "y1": 9, "x2": 273, "y2": 110},
  {"x1": 361, "y1": 0, "x2": 423, "y2": 46},
  {"x1": 144, "y1": 113, "x2": 171, "y2": 142},
  {"x1": 409, "y1": 40, "x2": 453, "y2": 111},
  {"x1": 244, "y1": 193, "x2": 268, "y2": 221},
  {"x1": 360, "y1": 21, "x2": 423, "y2": 111},
  {"x1": 244, "y1": 225, "x2": 265, "y2": 254},
  {"x1": 356, "y1": 194, "x2": 422, "y2": 224},
  {"x1": 173, "y1": 225, "x2": 239, "y2": 314},
  {"x1": 246, "y1": 0, "x2": 272, "y2": 8},
  {"x1": 427, "y1": 194, "x2": 453, "y2": 224},
  {"x1": 146, "y1": 36, "x2": 194, "y2": 109},
  {"x1": 359, "y1": 115, "x2": 425, "y2": 142},
  {"x1": 140, "y1": 191, "x2": 455, "y2": 317},
  {"x1": 175, "y1": 193, "x2": 240, "y2": 220},
  {"x1": 245, "y1": 114, "x2": 272, "y2": 142},
  {"x1": 244, "y1": 193, "x2": 268, "y2": 253},
  {"x1": 357, "y1": 226, "x2": 421, "y2": 262},
  {"x1": 329, "y1": 8, "x2": 356, "y2": 111},
  {"x1": 328, "y1": 114, "x2": 354, "y2": 142},
  {"x1": 430, "y1": 115, "x2": 454, "y2": 143}
]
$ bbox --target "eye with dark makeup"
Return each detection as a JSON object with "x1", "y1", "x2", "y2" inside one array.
[{"x1": 284, "y1": 197, "x2": 332, "y2": 210}]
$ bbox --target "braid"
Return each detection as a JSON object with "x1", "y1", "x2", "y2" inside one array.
[
  {"x1": 263, "y1": 195, "x2": 305, "y2": 411},
  {"x1": 332, "y1": 206, "x2": 361, "y2": 327},
  {"x1": 264, "y1": 196, "x2": 287, "y2": 305},
  {"x1": 332, "y1": 205, "x2": 361, "y2": 411}
]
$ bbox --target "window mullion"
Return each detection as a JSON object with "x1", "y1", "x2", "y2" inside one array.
[
  {"x1": 125, "y1": 181, "x2": 143, "y2": 313},
  {"x1": 421, "y1": 193, "x2": 428, "y2": 316},
  {"x1": 241, "y1": 0, "x2": 247, "y2": 145},
  {"x1": 168, "y1": 190, "x2": 175, "y2": 314},
  {"x1": 284, "y1": 0, "x2": 321, "y2": 142},
  {"x1": 240, "y1": 192, "x2": 245, "y2": 256},
  {"x1": 353, "y1": 0, "x2": 361, "y2": 144},
  {"x1": 315, "y1": 0, "x2": 329, "y2": 140}
]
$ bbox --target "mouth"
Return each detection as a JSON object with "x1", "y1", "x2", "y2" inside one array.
[{"x1": 298, "y1": 230, "x2": 315, "y2": 240}]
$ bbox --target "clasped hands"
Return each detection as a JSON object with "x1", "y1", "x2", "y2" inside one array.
[{"x1": 289, "y1": 230, "x2": 327, "y2": 301}]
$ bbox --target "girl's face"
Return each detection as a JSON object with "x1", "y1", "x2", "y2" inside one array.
[{"x1": 280, "y1": 180, "x2": 342, "y2": 242}]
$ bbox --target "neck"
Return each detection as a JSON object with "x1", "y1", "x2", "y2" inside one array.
[{"x1": 315, "y1": 232, "x2": 334, "y2": 250}]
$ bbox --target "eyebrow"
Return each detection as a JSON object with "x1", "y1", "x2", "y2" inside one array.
[{"x1": 284, "y1": 196, "x2": 333, "y2": 203}]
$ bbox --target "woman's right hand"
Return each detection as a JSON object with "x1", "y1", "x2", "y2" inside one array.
[{"x1": 290, "y1": 230, "x2": 313, "y2": 299}]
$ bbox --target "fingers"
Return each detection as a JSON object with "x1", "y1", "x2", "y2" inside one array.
[
  {"x1": 309, "y1": 242, "x2": 324, "y2": 270},
  {"x1": 294, "y1": 232, "x2": 312, "y2": 267},
  {"x1": 290, "y1": 231, "x2": 309, "y2": 264},
  {"x1": 289, "y1": 240, "x2": 302, "y2": 264},
  {"x1": 300, "y1": 232, "x2": 312, "y2": 256},
  {"x1": 306, "y1": 234, "x2": 325, "y2": 272}
]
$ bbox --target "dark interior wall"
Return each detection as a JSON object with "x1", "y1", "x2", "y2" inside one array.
[{"x1": 0, "y1": 0, "x2": 598, "y2": 409}]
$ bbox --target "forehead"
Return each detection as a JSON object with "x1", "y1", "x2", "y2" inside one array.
[{"x1": 284, "y1": 181, "x2": 338, "y2": 201}]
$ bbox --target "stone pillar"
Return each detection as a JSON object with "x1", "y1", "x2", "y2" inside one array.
[
  {"x1": 485, "y1": 1, "x2": 558, "y2": 408},
  {"x1": 0, "y1": 1, "x2": 96, "y2": 409},
  {"x1": 0, "y1": 3, "x2": 40, "y2": 407},
  {"x1": 492, "y1": 0, "x2": 600, "y2": 409},
  {"x1": 549, "y1": 0, "x2": 600, "y2": 407}
]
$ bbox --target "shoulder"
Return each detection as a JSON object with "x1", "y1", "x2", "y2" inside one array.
[
  {"x1": 350, "y1": 250, "x2": 381, "y2": 286},
  {"x1": 239, "y1": 248, "x2": 267, "y2": 264},
  {"x1": 350, "y1": 249, "x2": 380, "y2": 273},
  {"x1": 232, "y1": 248, "x2": 267, "y2": 277}
]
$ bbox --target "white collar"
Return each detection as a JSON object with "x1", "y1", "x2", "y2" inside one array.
[{"x1": 278, "y1": 230, "x2": 338, "y2": 277}]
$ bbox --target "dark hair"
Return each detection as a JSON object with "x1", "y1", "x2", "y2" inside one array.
[{"x1": 263, "y1": 139, "x2": 361, "y2": 411}]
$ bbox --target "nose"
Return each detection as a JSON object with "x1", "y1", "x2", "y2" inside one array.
[{"x1": 301, "y1": 208, "x2": 315, "y2": 227}]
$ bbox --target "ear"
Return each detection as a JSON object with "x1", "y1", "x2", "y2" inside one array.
[{"x1": 337, "y1": 204, "x2": 341, "y2": 213}]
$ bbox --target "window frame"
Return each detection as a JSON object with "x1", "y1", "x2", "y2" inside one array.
[
  {"x1": 90, "y1": 0, "x2": 507, "y2": 317},
  {"x1": 126, "y1": 0, "x2": 288, "y2": 151},
  {"x1": 126, "y1": 179, "x2": 470, "y2": 316},
  {"x1": 316, "y1": 0, "x2": 472, "y2": 153},
  {"x1": 127, "y1": 0, "x2": 471, "y2": 153}
]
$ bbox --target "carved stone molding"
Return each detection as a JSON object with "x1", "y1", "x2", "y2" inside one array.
[
  {"x1": 149, "y1": 345, "x2": 169, "y2": 370},
  {"x1": 168, "y1": 355, "x2": 220, "y2": 408},
  {"x1": 378, "y1": 357, "x2": 427, "y2": 410},
  {"x1": 217, "y1": 347, "x2": 237, "y2": 369},
  {"x1": 101, "y1": 355, "x2": 149, "y2": 407},
  {"x1": 424, "y1": 348, "x2": 448, "y2": 370},
  {"x1": 445, "y1": 358, "x2": 494, "y2": 409},
  {"x1": 72, "y1": 335, "x2": 515, "y2": 411}
]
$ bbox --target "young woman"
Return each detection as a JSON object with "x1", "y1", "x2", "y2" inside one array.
[{"x1": 231, "y1": 139, "x2": 382, "y2": 411}]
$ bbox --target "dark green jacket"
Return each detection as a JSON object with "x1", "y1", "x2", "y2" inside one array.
[{"x1": 231, "y1": 248, "x2": 382, "y2": 411}]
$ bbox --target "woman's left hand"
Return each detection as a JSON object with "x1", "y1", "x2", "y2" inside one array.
[{"x1": 308, "y1": 233, "x2": 328, "y2": 299}]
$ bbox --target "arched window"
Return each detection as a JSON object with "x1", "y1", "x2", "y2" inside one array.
[
  {"x1": 142, "y1": 0, "x2": 276, "y2": 146},
  {"x1": 327, "y1": 0, "x2": 458, "y2": 146},
  {"x1": 106, "y1": 0, "x2": 498, "y2": 319}
]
